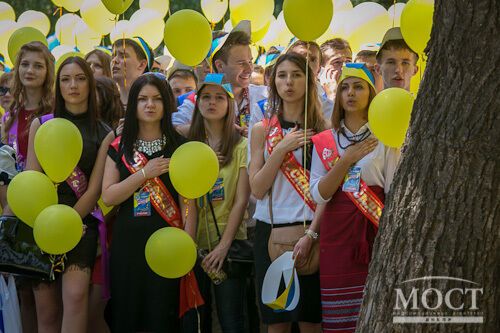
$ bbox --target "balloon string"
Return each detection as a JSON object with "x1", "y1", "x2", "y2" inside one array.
[
  {"x1": 122, "y1": 35, "x2": 127, "y2": 89},
  {"x1": 392, "y1": 0, "x2": 396, "y2": 28},
  {"x1": 303, "y1": 43, "x2": 309, "y2": 229},
  {"x1": 183, "y1": 198, "x2": 189, "y2": 228}
]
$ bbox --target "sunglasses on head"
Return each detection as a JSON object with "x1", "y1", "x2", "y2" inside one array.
[{"x1": 0, "y1": 86, "x2": 9, "y2": 96}]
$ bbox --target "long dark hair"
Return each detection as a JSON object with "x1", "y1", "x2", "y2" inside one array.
[
  {"x1": 331, "y1": 78, "x2": 376, "y2": 130},
  {"x1": 54, "y1": 56, "x2": 98, "y2": 131},
  {"x1": 188, "y1": 85, "x2": 240, "y2": 167},
  {"x1": 5, "y1": 41, "x2": 54, "y2": 134},
  {"x1": 267, "y1": 53, "x2": 325, "y2": 133},
  {"x1": 121, "y1": 74, "x2": 182, "y2": 164},
  {"x1": 95, "y1": 76, "x2": 123, "y2": 129}
]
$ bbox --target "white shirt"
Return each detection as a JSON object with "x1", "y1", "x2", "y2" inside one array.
[
  {"x1": 172, "y1": 84, "x2": 268, "y2": 126},
  {"x1": 310, "y1": 121, "x2": 401, "y2": 204},
  {"x1": 253, "y1": 125, "x2": 315, "y2": 224}
]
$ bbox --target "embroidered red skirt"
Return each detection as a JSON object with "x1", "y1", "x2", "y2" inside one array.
[{"x1": 319, "y1": 186, "x2": 384, "y2": 332}]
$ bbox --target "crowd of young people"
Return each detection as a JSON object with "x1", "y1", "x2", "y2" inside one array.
[{"x1": 0, "y1": 22, "x2": 419, "y2": 333}]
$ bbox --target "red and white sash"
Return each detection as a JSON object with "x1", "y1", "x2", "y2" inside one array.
[
  {"x1": 311, "y1": 130, "x2": 384, "y2": 227},
  {"x1": 263, "y1": 115, "x2": 316, "y2": 212},
  {"x1": 110, "y1": 136, "x2": 203, "y2": 317}
]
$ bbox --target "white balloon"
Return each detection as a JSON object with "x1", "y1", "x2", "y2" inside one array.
[
  {"x1": 140, "y1": 0, "x2": 170, "y2": 18},
  {"x1": 317, "y1": 10, "x2": 351, "y2": 45},
  {"x1": 0, "y1": 20, "x2": 19, "y2": 65},
  {"x1": 129, "y1": 9, "x2": 165, "y2": 49},
  {"x1": 334, "y1": 0, "x2": 353, "y2": 12},
  {"x1": 223, "y1": 20, "x2": 233, "y2": 33},
  {"x1": 73, "y1": 20, "x2": 101, "y2": 54},
  {"x1": 0, "y1": 2, "x2": 15, "y2": 21},
  {"x1": 109, "y1": 20, "x2": 132, "y2": 44},
  {"x1": 51, "y1": 44, "x2": 76, "y2": 61},
  {"x1": 388, "y1": 2, "x2": 405, "y2": 27},
  {"x1": 344, "y1": 2, "x2": 388, "y2": 36},
  {"x1": 55, "y1": 14, "x2": 82, "y2": 47},
  {"x1": 18, "y1": 10, "x2": 51, "y2": 36}
]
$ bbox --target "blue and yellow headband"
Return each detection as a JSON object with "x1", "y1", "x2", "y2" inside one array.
[
  {"x1": 339, "y1": 63, "x2": 375, "y2": 89},
  {"x1": 198, "y1": 73, "x2": 234, "y2": 98},
  {"x1": 126, "y1": 37, "x2": 153, "y2": 71}
]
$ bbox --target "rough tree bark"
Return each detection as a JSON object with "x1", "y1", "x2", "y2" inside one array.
[{"x1": 356, "y1": 1, "x2": 499, "y2": 332}]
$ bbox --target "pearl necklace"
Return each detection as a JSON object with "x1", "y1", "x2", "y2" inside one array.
[{"x1": 135, "y1": 135, "x2": 166, "y2": 155}]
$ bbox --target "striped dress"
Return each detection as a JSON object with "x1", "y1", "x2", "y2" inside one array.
[{"x1": 319, "y1": 187, "x2": 384, "y2": 332}]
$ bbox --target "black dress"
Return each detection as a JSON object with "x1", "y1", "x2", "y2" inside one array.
[
  {"x1": 107, "y1": 142, "x2": 182, "y2": 333},
  {"x1": 57, "y1": 110, "x2": 111, "y2": 270}
]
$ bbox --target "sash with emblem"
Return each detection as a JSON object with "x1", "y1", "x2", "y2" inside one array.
[
  {"x1": 263, "y1": 115, "x2": 316, "y2": 212},
  {"x1": 110, "y1": 136, "x2": 204, "y2": 317},
  {"x1": 311, "y1": 129, "x2": 384, "y2": 227}
]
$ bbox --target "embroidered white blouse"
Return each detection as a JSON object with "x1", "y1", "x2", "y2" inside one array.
[{"x1": 310, "y1": 121, "x2": 401, "y2": 204}]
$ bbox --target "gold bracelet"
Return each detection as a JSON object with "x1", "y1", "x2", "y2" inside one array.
[{"x1": 141, "y1": 168, "x2": 146, "y2": 179}]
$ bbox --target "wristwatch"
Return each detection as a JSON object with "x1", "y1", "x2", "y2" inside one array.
[{"x1": 304, "y1": 228, "x2": 319, "y2": 240}]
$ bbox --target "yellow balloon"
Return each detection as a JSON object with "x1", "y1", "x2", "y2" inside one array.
[
  {"x1": 55, "y1": 51, "x2": 85, "y2": 74},
  {"x1": 201, "y1": 0, "x2": 228, "y2": 24},
  {"x1": 230, "y1": 0, "x2": 274, "y2": 31},
  {"x1": 252, "y1": 18, "x2": 271, "y2": 43},
  {"x1": 400, "y1": 0, "x2": 434, "y2": 54},
  {"x1": 98, "y1": 198, "x2": 113, "y2": 216},
  {"x1": 368, "y1": 88, "x2": 414, "y2": 148},
  {"x1": 169, "y1": 142, "x2": 219, "y2": 199},
  {"x1": 164, "y1": 10, "x2": 212, "y2": 67},
  {"x1": 7, "y1": 171, "x2": 58, "y2": 227},
  {"x1": 80, "y1": 0, "x2": 116, "y2": 36},
  {"x1": 129, "y1": 9, "x2": 165, "y2": 49},
  {"x1": 8, "y1": 27, "x2": 48, "y2": 64},
  {"x1": 61, "y1": 0, "x2": 84, "y2": 12},
  {"x1": 34, "y1": 118, "x2": 83, "y2": 183},
  {"x1": 0, "y1": 2, "x2": 15, "y2": 21},
  {"x1": 140, "y1": 0, "x2": 170, "y2": 18},
  {"x1": 283, "y1": 0, "x2": 333, "y2": 42},
  {"x1": 33, "y1": 205, "x2": 83, "y2": 255},
  {"x1": 51, "y1": 0, "x2": 65, "y2": 7},
  {"x1": 101, "y1": 0, "x2": 134, "y2": 15},
  {"x1": 17, "y1": 10, "x2": 51, "y2": 36},
  {"x1": 410, "y1": 58, "x2": 426, "y2": 95},
  {"x1": 145, "y1": 227, "x2": 197, "y2": 278}
]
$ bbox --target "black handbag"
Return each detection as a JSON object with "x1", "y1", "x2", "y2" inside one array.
[
  {"x1": 0, "y1": 216, "x2": 55, "y2": 281},
  {"x1": 207, "y1": 197, "x2": 254, "y2": 278}
]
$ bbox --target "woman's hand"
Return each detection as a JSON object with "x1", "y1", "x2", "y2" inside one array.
[
  {"x1": 293, "y1": 235, "x2": 314, "y2": 269},
  {"x1": 202, "y1": 243, "x2": 230, "y2": 273},
  {"x1": 343, "y1": 137, "x2": 378, "y2": 165},
  {"x1": 141, "y1": 157, "x2": 170, "y2": 179},
  {"x1": 275, "y1": 126, "x2": 315, "y2": 154}
]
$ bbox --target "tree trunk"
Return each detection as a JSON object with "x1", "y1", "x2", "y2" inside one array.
[{"x1": 356, "y1": 1, "x2": 499, "y2": 332}]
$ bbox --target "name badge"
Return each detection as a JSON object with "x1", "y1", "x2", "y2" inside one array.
[
  {"x1": 209, "y1": 178, "x2": 225, "y2": 202},
  {"x1": 134, "y1": 190, "x2": 151, "y2": 217},
  {"x1": 342, "y1": 166, "x2": 361, "y2": 193}
]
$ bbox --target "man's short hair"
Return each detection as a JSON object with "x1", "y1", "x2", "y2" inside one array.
[
  {"x1": 376, "y1": 39, "x2": 419, "y2": 63},
  {"x1": 355, "y1": 50, "x2": 377, "y2": 61},
  {"x1": 169, "y1": 69, "x2": 198, "y2": 84},
  {"x1": 212, "y1": 31, "x2": 251, "y2": 67},
  {"x1": 320, "y1": 38, "x2": 352, "y2": 65},
  {"x1": 112, "y1": 39, "x2": 154, "y2": 73},
  {"x1": 289, "y1": 40, "x2": 322, "y2": 65}
]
